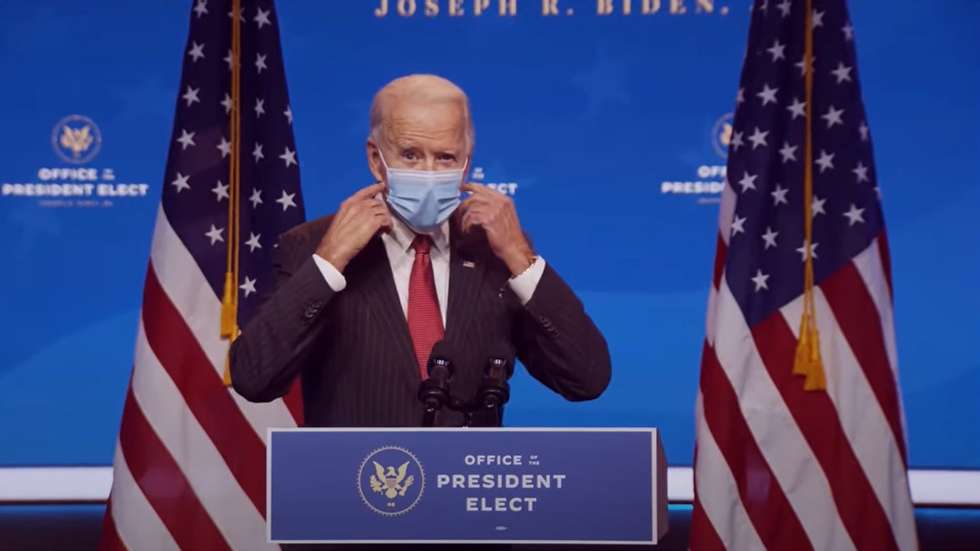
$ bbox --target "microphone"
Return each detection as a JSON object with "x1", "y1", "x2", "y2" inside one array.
[
  {"x1": 418, "y1": 340, "x2": 455, "y2": 426},
  {"x1": 475, "y1": 343, "x2": 515, "y2": 426}
]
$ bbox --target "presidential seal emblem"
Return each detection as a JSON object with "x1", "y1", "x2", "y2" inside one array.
[
  {"x1": 52, "y1": 114, "x2": 102, "y2": 164},
  {"x1": 357, "y1": 446, "x2": 425, "y2": 516},
  {"x1": 711, "y1": 112, "x2": 734, "y2": 159}
]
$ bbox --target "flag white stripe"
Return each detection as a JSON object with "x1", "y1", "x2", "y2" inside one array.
[
  {"x1": 851, "y1": 238, "x2": 909, "y2": 444},
  {"x1": 694, "y1": 391, "x2": 766, "y2": 551},
  {"x1": 780, "y1": 286, "x2": 917, "y2": 551},
  {"x1": 132, "y1": 317, "x2": 276, "y2": 551},
  {"x1": 150, "y1": 207, "x2": 296, "y2": 440},
  {"x1": 712, "y1": 277, "x2": 856, "y2": 551},
  {"x1": 110, "y1": 442, "x2": 181, "y2": 551}
]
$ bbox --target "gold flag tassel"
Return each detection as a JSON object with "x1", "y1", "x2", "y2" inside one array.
[
  {"x1": 793, "y1": 0, "x2": 826, "y2": 391},
  {"x1": 220, "y1": 0, "x2": 243, "y2": 386}
]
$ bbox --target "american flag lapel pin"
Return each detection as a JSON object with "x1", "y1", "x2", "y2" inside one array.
[{"x1": 462, "y1": 260, "x2": 476, "y2": 268}]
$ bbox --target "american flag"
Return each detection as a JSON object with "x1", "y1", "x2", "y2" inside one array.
[
  {"x1": 692, "y1": 1, "x2": 917, "y2": 550},
  {"x1": 100, "y1": 1, "x2": 305, "y2": 549}
]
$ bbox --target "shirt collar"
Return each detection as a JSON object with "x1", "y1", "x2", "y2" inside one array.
[{"x1": 387, "y1": 210, "x2": 451, "y2": 254}]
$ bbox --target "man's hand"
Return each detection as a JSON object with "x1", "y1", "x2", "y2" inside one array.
[
  {"x1": 460, "y1": 183, "x2": 534, "y2": 276},
  {"x1": 315, "y1": 182, "x2": 392, "y2": 272}
]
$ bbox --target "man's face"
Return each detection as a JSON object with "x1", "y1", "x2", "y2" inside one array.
[{"x1": 369, "y1": 98, "x2": 468, "y2": 181}]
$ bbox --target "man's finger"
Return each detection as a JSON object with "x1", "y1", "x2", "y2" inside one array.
[
  {"x1": 350, "y1": 181, "x2": 386, "y2": 202},
  {"x1": 460, "y1": 182, "x2": 491, "y2": 195}
]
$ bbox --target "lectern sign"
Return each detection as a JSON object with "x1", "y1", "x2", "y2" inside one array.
[{"x1": 268, "y1": 428, "x2": 668, "y2": 545}]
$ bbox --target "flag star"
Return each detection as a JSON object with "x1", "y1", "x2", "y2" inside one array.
[
  {"x1": 859, "y1": 122, "x2": 870, "y2": 141},
  {"x1": 842, "y1": 22, "x2": 855, "y2": 41},
  {"x1": 171, "y1": 172, "x2": 190, "y2": 193},
  {"x1": 245, "y1": 232, "x2": 262, "y2": 252},
  {"x1": 738, "y1": 172, "x2": 758, "y2": 192},
  {"x1": 779, "y1": 141, "x2": 797, "y2": 163},
  {"x1": 224, "y1": 49, "x2": 234, "y2": 70},
  {"x1": 776, "y1": 0, "x2": 791, "y2": 17},
  {"x1": 276, "y1": 189, "x2": 297, "y2": 211},
  {"x1": 284, "y1": 105, "x2": 293, "y2": 124},
  {"x1": 756, "y1": 84, "x2": 779, "y2": 106},
  {"x1": 756, "y1": 0, "x2": 768, "y2": 13},
  {"x1": 253, "y1": 142, "x2": 264, "y2": 162},
  {"x1": 254, "y1": 97, "x2": 265, "y2": 117},
  {"x1": 748, "y1": 126, "x2": 769, "y2": 149},
  {"x1": 255, "y1": 53, "x2": 268, "y2": 74},
  {"x1": 795, "y1": 55, "x2": 815, "y2": 76},
  {"x1": 193, "y1": 0, "x2": 208, "y2": 18},
  {"x1": 815, "y1": 150, "x2": 835, "y2": 173},
  {"x1": 853, "y1": 161, "x2": 870, "y2": 183},
  {"x1": 831, "y1": 62, "x2": 853, "y2": 84},
  {"x1": 812, "y1": 196, "x2": 826, "y2": 217},
  {"x1": 822, "y1": 105, "x2": 844, "y2": 128},
  {"x1": 761, "y1": 226, "x2": 779, "y2": 249},
  {"x1": 221, "y1": 92, "x2": 233, "y2": 114},
  {"x1": 787, "y1": 97, "x2": 806, "y2": 119},
  {"x1": 796, "y1": 241, "x2": 819, "y2": 261},
  {"x1": 811, "y1": 9, "x2": 824, "y2": 28},
  {"x1": 843, "y1": 204, "x2": 866, "y2": 226},
  {"x1": 771, "y1": 184, "x2": 789, "y2": 206},
  {"x1": 254, "y1": 7, "x2": 272, "y2": 29},
  {"x1": 188, "y1": 42, "x2": 205, "y2": 62},
  {"x1": 730, "y1": 130, "x2": 744, "y2": 152},
  {"x1": 228, "y1": 5, "x2": 245, "y2": 21},
  {"x1": 217, "y1": 136, "x2": 231, "y2": 158},
  {"x1": 736, "y1": 87, "x2": 745, "y2": 104},
  {"x1": 240, "y1": 276, "x2": 257, "y2": 298},
  {"x1": 212, "y1": 180, "x2": 229, "y2": 202},
  {"x1": 205, "y1": 224, "x2": 224, "y2": 245},
  {"x1": 182, "y1": 85, "x2": 200, "y2": 107},
  {"x1": 731, "y1": 214, "x2": 747, "y2": 237},
  {"x1": 804, "y1": 199, "x2": 826, "y2": 224},
  {"x1": 249, "y1": 188, "x2": 263, "y2": 208},
  {"x1": 751, "y1": 269, "x2": 770, "y2": 292},
  {"x1": 176, "y1": 129, "x2": 196, "y2": 150},
  {"x1": 279, "y1": 146, "x2": 297, "y2": 168},
  {"x1": 766, "y1": 40, "x2": 786, "y2": 62}
]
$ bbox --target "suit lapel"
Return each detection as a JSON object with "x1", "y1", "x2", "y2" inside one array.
[
  {"x1": 446, "y1": 222, "x2": 487, "y2": 345},
  {"x1": 353, "y1": 235, "x2": 419, "y2": 383}
]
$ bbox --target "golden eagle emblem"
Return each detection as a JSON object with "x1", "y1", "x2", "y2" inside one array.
[
  {"x1": 369, "y1": 460, "x2": 415, "y2": 500},
  {"x1": 59, "y1": 125, "x2": 94, "y2": 159}
]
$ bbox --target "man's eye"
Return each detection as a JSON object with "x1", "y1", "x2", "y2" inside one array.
[
  {"x1": 402, "y1": 151, "x2": 418, "y2": 160},
  {"x1": 437, "y1": 154, "x2": 457, "y2": 162}
]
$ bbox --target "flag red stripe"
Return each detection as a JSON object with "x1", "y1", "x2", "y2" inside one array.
[
  {"x1": 98, "y1": 499, "x2": 125, "y2": 551},
  {"x1": 752, "y1": 313, "x2": 900, "y2": 551},
  {"x1": 118, "y1": 388, "x2": 230, "y2": 551},
  {"x1": 877, "y1": 232, "x2": 894, "y2": 301},
  {"x1": 820, "y1": 262, "x2": 908, "y2": 464},
  {"x1": 698, "y1": 342, "x2": 813, "y2": 551},
  {"x1": 142, "y1": 265, "x2": 268, "y2": 517},
  {"x1": 712, "y1": 236, "x2": 727, "y2": 290}
]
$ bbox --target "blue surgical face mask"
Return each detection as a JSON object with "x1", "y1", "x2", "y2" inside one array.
[{"x1": 379, "y1": 150, "x2": 467, "y2": 233}]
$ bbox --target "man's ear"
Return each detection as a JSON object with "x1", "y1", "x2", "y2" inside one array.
[{"x1": 366, "y1": 139, "x2": 384, "y2": 183}]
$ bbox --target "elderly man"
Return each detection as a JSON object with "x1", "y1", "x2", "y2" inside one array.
[{"x1": 231, "y1": 74, "x2": 610, "y2": 426}]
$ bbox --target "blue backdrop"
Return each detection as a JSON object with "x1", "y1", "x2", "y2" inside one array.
[{"x1": 1, "y1": 0, "x2": 977, "y2": 469}]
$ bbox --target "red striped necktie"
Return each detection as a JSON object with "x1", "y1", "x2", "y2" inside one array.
[{"x1": 406, "y1": 235, "x2": 444, "y2": 379}]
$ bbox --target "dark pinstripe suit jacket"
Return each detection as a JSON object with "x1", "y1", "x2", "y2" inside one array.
[{"x1": 230, "y1": 214, "x2": 611, "y2": 427}]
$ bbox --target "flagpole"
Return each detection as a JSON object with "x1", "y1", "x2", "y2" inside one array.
[
  {"x1": 221, "y1": 0, "x2": 243, "y2": 386},
  {"x1": 794, "y1": 0, "x2": 826, "y2": 391}
]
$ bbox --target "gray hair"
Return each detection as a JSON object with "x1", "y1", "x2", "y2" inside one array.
[{"x1": 369, "y1": 74, "x2": 475, "y2": 152}]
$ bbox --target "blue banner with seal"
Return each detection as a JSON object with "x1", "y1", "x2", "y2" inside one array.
[{"x1": 268, "y1": 427, "x2": 667, "y2": 544}]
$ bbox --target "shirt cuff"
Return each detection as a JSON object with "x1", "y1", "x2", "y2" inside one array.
[
  {"x1": 312, "y1": 254, "x2": 347, "y2": 292},
  {"x1": 508, "y1": 256, "x2": 546, "y2": 305}
]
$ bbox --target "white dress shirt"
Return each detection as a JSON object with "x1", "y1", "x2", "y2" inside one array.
[{"x1": 311, "y1": 215, "x2": 545, "y2": 325}]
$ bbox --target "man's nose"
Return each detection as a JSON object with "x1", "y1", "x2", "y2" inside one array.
[{"x1": 422, "y1": 156, "x2": 437, "y2": 171}]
